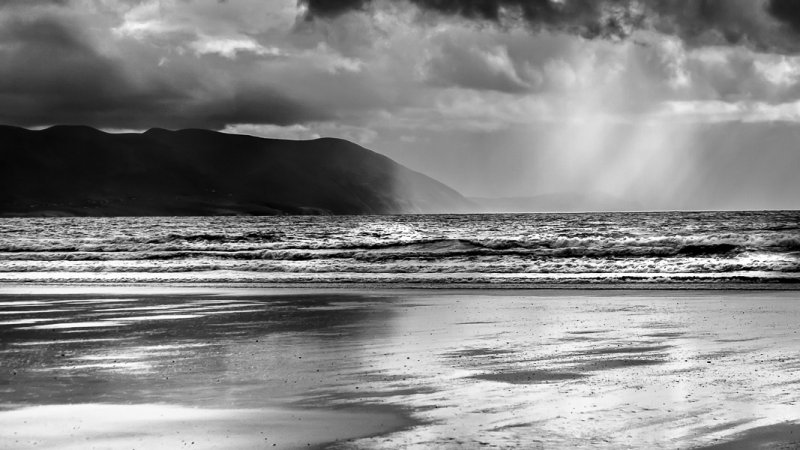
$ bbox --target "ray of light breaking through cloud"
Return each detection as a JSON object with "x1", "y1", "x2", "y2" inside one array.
[{"x1": 1, "y1": 0, "x2": 800, "y2": 209}]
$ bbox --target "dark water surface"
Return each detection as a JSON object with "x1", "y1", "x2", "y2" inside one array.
[
  {"x1": 2, "y1": 287, "x2": 799, "y2": 448},
  {"x1": 1, "y1": 211, "x2": 798, "y2": 284}
]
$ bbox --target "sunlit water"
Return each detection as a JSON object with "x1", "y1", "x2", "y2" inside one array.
[
  {"x1": 0, "y1": 211, "x2": 798, "y2": 284},
  {"x1": 1, "y1": 288, "x2": 799, "y2": 448}
]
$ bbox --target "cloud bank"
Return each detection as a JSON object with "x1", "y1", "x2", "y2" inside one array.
[
  {"x1": 4, "y1": 0, "x2": 800, "y2": 130},
  {"x1": 304, "y1": 0, "x2": 800, "y2": 52},
  {"x1": 2, "y1": 0, "x2": 800, "y2": 209}
]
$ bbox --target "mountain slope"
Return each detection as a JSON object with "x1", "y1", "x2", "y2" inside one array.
[{"x1": 0, "y1": 125, "x2": 471, "y2": 216}]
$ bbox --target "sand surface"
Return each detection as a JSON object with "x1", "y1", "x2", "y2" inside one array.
[{"x1": 1, "y1": 286, "x2": 800, "y2": 449}]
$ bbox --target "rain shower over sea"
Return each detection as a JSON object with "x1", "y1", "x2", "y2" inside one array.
[{"x1": 1, "y1": 210, "x2": 798, "y2": 285}]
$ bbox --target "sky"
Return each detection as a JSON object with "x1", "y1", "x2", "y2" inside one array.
[{"x1": 2, "y1": 0, "x2": 800, "y2": 211}]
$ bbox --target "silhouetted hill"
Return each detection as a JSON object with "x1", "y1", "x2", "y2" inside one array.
[{"x1": 0, "y1": 125, "x2": 471, "y2": 216}]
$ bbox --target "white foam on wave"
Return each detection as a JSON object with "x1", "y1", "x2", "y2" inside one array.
[
  {"x1": 48, "y1": 298, "x2": 140, "y2": 304},
  {"x1": 0, "y1": 309, "x2": 68, "y2": 315},
  {"x1": 0, "y1": 212, "x2": 797, "y2": 286},
  {"x1": 114, "y1": 314, "x2": 204, "y2": 322},
  {"x1": 194, "y1": 300, "x2": 259, "y2": 305},
  {"x1": 198, "y1": 309, "x2": 264, "y2": 316},
  {"x1": 0, "y1": 318, "x2": 59, "y2": 326},
  {"x1": 20, "y1": 321, "x2": 127, "y2": 330},
  {"x1": 185, "y1": 303, "x2": 260, "y2": 311},
  {"x1": 99, "y1": 304, "x2": 194, "y2": 312},
  {"x1": 0, "y1": 301, "x2": 45, "y2": 307},
  {"x1": 3, "y1": 268, "x2": 797, "y2": 285}
]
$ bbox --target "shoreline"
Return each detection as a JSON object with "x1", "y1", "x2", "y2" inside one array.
[{"x1": 2, "y1": 281, "x2": 800, "y2": 293}]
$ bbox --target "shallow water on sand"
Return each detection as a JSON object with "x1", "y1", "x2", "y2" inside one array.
[{"x1": 1, "y1": 288, "x2": 799, "y2": 449}]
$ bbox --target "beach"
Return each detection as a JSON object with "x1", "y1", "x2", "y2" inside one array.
[
  {"x1": 4, "y1": 0, "x2": 800, "y2": 447},
  {"x1": 1, "y1": 286, "x2": 799, "y2": 449}
]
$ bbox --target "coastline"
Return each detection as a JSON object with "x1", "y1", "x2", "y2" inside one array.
[{"x1": 2, "y1": 281, "x2": 800, "y2": 294}]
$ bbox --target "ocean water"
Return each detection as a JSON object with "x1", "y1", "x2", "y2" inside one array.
[{"x1": 0, "y1": 211, "x2": 798, "y2": 285}]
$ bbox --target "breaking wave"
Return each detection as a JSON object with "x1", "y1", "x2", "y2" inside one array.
[{"x1": 0, "y1": 211, "x2": 798, "y2": 284}]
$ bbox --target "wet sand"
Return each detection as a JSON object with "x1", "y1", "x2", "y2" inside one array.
[
  {"x1": 1, "y1": 286, "x2": 799, "y2": 449},
  {"x1": 0, "y1": 404, "x2": 410, "y2": 449}
]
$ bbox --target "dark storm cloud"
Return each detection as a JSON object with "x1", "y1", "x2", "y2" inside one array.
[
  {"x1": 302, "y1": 0, "x2": 800, "y2": 53},
  {"x1": 407, "y1": 0, "x2": 638, "y2": 39},
  {"x1": 0, "y1": 14, "x2": 146, "y2": 124},
  {"x1": 197, "y1": 90, "x2": 332, "y2": 130},
  {"x1": 767, "y1": 0, "x2": 800, "y2": 33},
  {"x1": 643, "y1": 0, "x2": 797, "y2": 52},
  {"x1": 302, "y1": 0, "x2": 370, "y2": 17},
  {"x1": 303, "y1": 0, "x2": 641, "y2": 38},
  {"x1": 0, "y1": 4, "x2": 332, "y2": 129}
]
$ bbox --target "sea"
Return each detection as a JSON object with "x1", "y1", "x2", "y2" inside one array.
[{"x1": 1, "y1": 210, "x2": 798, "y2": 285}]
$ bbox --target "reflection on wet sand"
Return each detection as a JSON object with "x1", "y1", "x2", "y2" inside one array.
[
  {"x1": 0, "y1": 403, "x2": 407, "y2": 449},
  {"x1": 1, "y1": 288, "x2": 799, "y2": 449}
]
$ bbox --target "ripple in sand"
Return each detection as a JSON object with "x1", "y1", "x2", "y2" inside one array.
[
  {"x1": 470, "y1": 370, "x2": 587, "y2": 384},
  {"x1": 444, "y1": 348, "x2": 516, "y2": 359},
  {"x1": 572, "y1": 344, "x2": 673, "y2": 356},
  {"x1": 575, "y1": 358, "x2": 667, "y2": 371}
]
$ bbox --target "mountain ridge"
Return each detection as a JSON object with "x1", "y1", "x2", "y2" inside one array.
[{"x1": 0, "y1": 125, "x2": 471, "y2": 216}]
